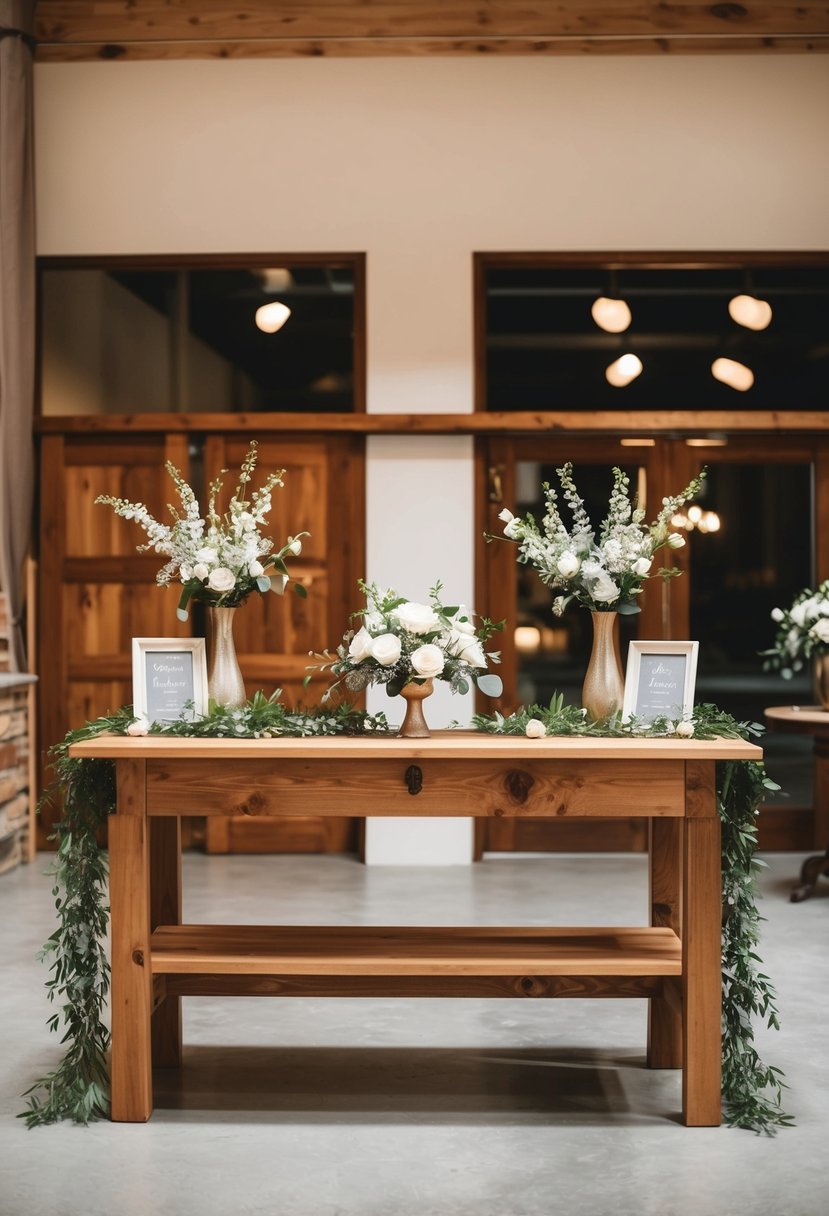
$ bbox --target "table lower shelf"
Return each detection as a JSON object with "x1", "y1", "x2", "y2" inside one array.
[{"x1": 150, "y1": 925, "x2": 681, "y2": 999}]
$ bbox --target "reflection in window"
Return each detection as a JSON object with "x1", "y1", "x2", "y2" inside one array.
[
  {"x1": 689, "y1": 463, "x2": 814, "y2": 805},
  {"x1": 483, "y1": 262, "x2": 829, "y2": 412},
  {"x1": 40, "y1": 260, "x2": 361, "y2": 415}
]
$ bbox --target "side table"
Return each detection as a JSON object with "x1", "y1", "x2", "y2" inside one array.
[{"x1": 765, "y1": 705, "x2": 829, "y2": 902}]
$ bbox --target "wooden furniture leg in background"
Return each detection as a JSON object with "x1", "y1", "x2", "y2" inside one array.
[
  {"x1": 647, "y1": 817, "x2": 683, "y2": 1069},
  {"x1": 682, "y1": 761, "x2": 722, "y2": 1127},
  {"x1": 150, "y1": 817, "x2": 182, "y2": 1068},
  {"x1": 110, "y1": 760, "x2": 153, "y2": 1122}
]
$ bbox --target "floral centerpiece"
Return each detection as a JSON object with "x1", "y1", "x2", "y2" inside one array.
[
  {"x1": 96, "y1": 440, "x2": 307, "y2": 617},
  {"x1": 308, "y1": 580, "x2": 504, "y2": 736},
  {"x1": 96, "y1": 440, "x2": 307, "y2": 705},
  {"x1": 494, "y1": 463, "x2": 705, "y2": 719},
  {"x1": 762, "y1": 580, "x2": 829, "y2": 708}
]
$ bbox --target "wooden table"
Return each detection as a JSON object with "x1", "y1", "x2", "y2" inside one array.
[
  {"x1": 69, "y1": 732, "x2": 761, "y2": 1126},
  {"x1": 765, "y1": 705, "x2": 829, "y2": 901}
]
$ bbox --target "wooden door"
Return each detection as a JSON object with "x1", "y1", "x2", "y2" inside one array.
[
  {"x1": 37, "y1": 431, "x2": 192, "y2": 845},
  {"x1": 203, "y1": 433, "x2": 365, "y2": 854},
  {"x1": 476, "y1": 435, "x2": 669, "y2": 853}
]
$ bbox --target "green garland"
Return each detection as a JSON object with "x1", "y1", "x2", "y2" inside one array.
[
  {"x1": 474, "y1": 697, "x2": 792, "y2": 1134},
  {"x1": 23, "y1": 694, "x2": 790, "y2": 1133}
]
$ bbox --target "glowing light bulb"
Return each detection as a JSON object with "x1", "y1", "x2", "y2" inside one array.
[
  {"x1": 591, "y1": 297, "x2": 632, "y2": 333},
  {"x1": 728, "y1": 294, "x2": 772, "y2": 331},
  {"x1": 515, "y1": 626, "x2": 542, "y2": 655},
  {"x1": 255, "y1": 301, "x2": 291, "y2": 333},
  {"x1": 687, "y1": 505, "x2": 702, "y2": 524},
  {"x1": 605, "y1": 353, "x2": 643, "y2": 388},
  {"x1": 711, "y1": 357, "x2": 754, "y2": 392}
]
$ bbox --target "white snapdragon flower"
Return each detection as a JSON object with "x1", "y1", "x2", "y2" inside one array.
[
  {"x1": 196, "y1": 547, "x2": 218, "y2": 565},
  {"x1": 410, "y1": 644, "x2": 445, "y2": 678},
  {"x1": 248, "y1": 560, "x2": 265, "y2": 578},
  {"x1": 676, "y1": 720, "x2": 695, "y2": 738},
  {"x1": 525, "y1": 718, "x2": 546, "y2": 738},
  {"x1": 632, "y1": 557, "x2": 653, "y2": 577},
  {"x1": 208, "y1": 567, "x2": 236, "y2": 593},
  {"x1": 371, "y1": 633, "x2": 402, "y2": 666},
  {"x1": 667, "y1": 533, "x2": 686, "y2": 549},
  {"x1": 348, "y1": 627, "x2": 374, "y2": 662},
  {"x1": 180, "y1": 565, "x2": 193, "y2": 582},
  {"x1": 790, "y1": 602, "x2": 808, "y2": 627},
  {"x1": 394, "y1": 602, "x2": 440, "y2": 635},
  {"x1": 556, "y1": 552, "x2": 580, "y2": 579}
]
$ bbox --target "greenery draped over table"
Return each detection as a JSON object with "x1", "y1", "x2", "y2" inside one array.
[{"x1": 22, "y1": 693, "x2": 791, "y2": 1133}]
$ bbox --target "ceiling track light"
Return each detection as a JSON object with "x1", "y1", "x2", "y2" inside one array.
[
  {"x1": 255, "y1": 301, "x2": 291, "y2": 334},
  {"x1": 711, "y1": 357, "x2": 754, "y2": 392},
  {"x1": 728, "y1": 293, "x2": 772, "y2": 331},
  {"x1": 606, "y1": 353, "x2": 643, "y2": 388}
]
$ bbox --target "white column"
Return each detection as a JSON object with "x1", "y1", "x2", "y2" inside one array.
[{"x1": 364, "y1": 434, "x2": 475, "y2": 865}]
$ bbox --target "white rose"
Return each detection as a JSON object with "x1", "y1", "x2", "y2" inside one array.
[
  {"x1": 667, "y1": 533, "x2": 686, "y2": 549},
  {"x1": 193, "y1": 562, "x2": 209, "y2": 581},
  {"x1": 525, "y1": 718, "x2": 546, "y2": 738},
  {"x1": 127, "y1": 717, "x2": 150, "y2": 737},
  {"x1": 453, "y1": 635, "x2": 487, "y2": 669},
  {"x1": 370, "y1": 633, "x2": 402, "y2": 667},
  {"x1": 676, "y1": 720, "x2": 695, "y2": 738},
  {"x1": 248, "y1": 560, "x2": 265, "y2": 578},
  {"x1": 196, "y1": 547, "x2": 218, "y2": 565},
  {"x1": 810, "y1": 619, "x2": 829, "y2": 644},
  {"x1": 348, "y1": 626, "x2": 374, "y2": 662},
  {"x1": 207, "y1": 567, "x2": 236, "y2": 593},
  {"x1": 632, "y1": 557, "x2": 653, "y2": 577},
  {"x1": 393, "y1": 601, "x2": 440, "y2": 635},
  {"x1": 288, "y1": 537, "x2": 302, "y2": 556},
  {"x1": 556, "y1": 552, "x2": 580, "y2": 580},
  {"x1": 410, "y1": 643, "x2": 445, "y2": 678},
  {"x1": 590, "y1": 572, "x2": 620, "y2": 604},
  {"x1": 450, "y1": 607, "x2": 476, "y2": 636},
  {"x1": 770, "y1": 607, "x2": 784, "y2": 623}
]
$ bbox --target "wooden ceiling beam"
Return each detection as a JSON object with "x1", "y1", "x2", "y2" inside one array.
[{"x1": 34, "y1": 3, "x2": 829, "y2": 61}]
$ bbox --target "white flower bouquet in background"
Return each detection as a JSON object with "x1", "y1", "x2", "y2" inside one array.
[
  {"x1": 496, "y1": 463, "x2": 706, "y2": 617},
  {"x1": 762, "y1": 580, "x2": 829, "y2": 678},
  {"x1": 96, "y1": 440, "x2": 308, "y2": 620},
  {"x1": 308, "y1": 580, "x2": 504, "y2": 702}
]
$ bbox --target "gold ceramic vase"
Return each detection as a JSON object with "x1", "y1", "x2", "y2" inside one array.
[
  {"x1": 398, "y1": 679, "x2": 434, "y2": 738},
  {"x1": 582, "y1": 611, "x2": 624, "y2": 722},
  {"x1": 206, "y1": 606, "x2": 246, "y2": 707},
  {"x1": 813, "y1": 652, "x2": 829, "y2": 711}
]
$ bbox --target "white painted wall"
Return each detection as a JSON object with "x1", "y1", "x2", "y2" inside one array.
[{"x1": 34, "y1": 54, "x2": 829, "y2": 860}]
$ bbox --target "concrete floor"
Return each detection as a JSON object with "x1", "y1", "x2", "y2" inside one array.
[{"x1": 1, "y1": 850, "x2": 826, "y2": 1216}]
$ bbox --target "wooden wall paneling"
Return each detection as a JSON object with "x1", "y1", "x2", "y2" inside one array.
[{"x1": 203, "y1": 432, "x2": 365, "y2": 854}]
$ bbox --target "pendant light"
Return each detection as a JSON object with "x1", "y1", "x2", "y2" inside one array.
[
  {"x1": 711, "y1": 357, "x2": 754, "y2": 392},
  {"x1": 591, "y1": 296, "x2": 632, "y2": 334},
  {"x1": 255, "y1": 301, "x2": 291, "y2": 333},
  {"x1": 606, "y1": 353, "x2": 643, "y2": 387},
  {"x1": 728, "y1": 293, "x2": 772, "y2": 331}
]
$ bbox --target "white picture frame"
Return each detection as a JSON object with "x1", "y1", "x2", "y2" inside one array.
[
  {"x1": 132, "y1": 637, "x2": 208, "y2": 724},
  {"x1": 622, "y1": 640, "x2": 699, "y2": 725}
]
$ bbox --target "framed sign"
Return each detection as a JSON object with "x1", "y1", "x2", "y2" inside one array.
[
  {"x1": 622, "y1": 641, "x2": 699, "y2": 725},
  {"x1": 132, "y1": 638, "x2": 208, "y2": 724}
]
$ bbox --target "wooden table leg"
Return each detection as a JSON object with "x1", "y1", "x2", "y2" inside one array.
[
  {"x1": 647, "y1": 817, "x2": 683, "y2": 1069},
  {"x1": 150, "y1": 817, "x2": 182, "y2": 1068},
  {"x1": 110, "y1": 760, "x2": 153, "y2": 1122},
  {"x1": 682, "y1": 760, "x2": 722, "y2": 1126}
]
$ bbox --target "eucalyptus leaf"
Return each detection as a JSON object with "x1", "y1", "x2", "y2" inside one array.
[
  {"x1": 255, "y1": 576, "x2": 271, "y2": 593},
  {"x1": 617, "y1": 602, "x2": 642, "y2": 615},
  {"x1": 476, "y1": 673, "x2": 503, "y2": 698}
]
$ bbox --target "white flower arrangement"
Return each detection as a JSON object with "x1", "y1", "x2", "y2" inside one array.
[
  {"x1": 495, "y1": 463, "x2": 705, "y2": 617},
  {"x1": 762, "y1": 580, "x2": 829, "y2": 678},
  {"x1": 96, "y1": 440, "x2": 308, "y2": 619},
  {"x1": 308, "y1": 580, "x2": 504, "y2": 701}
]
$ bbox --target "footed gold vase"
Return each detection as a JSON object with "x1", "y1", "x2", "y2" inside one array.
[
  {"x1": 398, "y1": 679, "x2": 434, "y2": 738},
  {"x1": 582, "y1": 611, "x2": 624, "y2": 722},
  {"x1": 814, "y1": 653, "x2": 829, "y2": 711},
  {"x1": 206, "y1": 606, "x2": 246, "y2": 707}
]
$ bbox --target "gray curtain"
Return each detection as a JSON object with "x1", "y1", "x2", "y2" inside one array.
[{"x1": 0, "y1": 1, "x2": 35, "y2": 671}]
